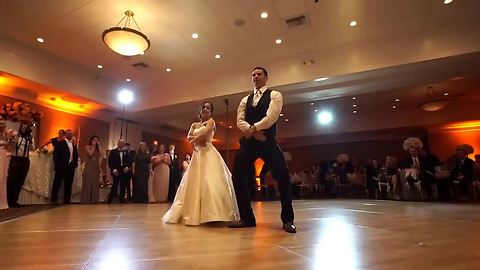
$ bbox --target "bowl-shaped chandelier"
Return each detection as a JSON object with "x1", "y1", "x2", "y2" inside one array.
[{"x1": 102, "y1": 10, "x2": 150, "y2": 56}]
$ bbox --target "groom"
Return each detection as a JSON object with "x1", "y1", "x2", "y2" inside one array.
[{"x1": 229, "y1": 67, "x2": 296, "y2": 233}]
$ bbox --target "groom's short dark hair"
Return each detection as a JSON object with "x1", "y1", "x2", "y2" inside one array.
[{"x1": 252, "y1": 67, "x2": 268, "y2": 77}]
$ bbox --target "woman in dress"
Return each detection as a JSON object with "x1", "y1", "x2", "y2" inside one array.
[
  {"x1": 0, "y1": 120, "x2": 12, "y2": 210},
  {"x1": 181, "y1": 153, "x2": 191, "y2": 178},
  {"x1": 132, "y1": 142, "x2": 151, "y2": 203},
  {"x1": 150, "y1": 144, "x2": 170, "y2": 202},
  {"x1": 163, "y1": 101, "x2": 239, "y2": 225},
  {"x1": 80, "y1": 135, "x2": 103, "y2": 204}
]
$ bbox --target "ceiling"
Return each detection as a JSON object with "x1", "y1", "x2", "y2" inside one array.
[
  {"x1": 1, "y1": 0, "x2": 480, "y2": 146},
  {"x1": 1, "y1": 0, "x2": 480, "y2": 109}
]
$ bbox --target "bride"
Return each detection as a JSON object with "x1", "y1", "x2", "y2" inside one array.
[{"x1": 162, "y1": 101, "x2": 239, "y2": 225}]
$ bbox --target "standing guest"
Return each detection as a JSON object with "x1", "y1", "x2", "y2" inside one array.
[
  {"x1": 51, "y1": 129, "x2": 78, "y2": 204},
  {"x1": 80, "y1": 135, "x2": 103, "y2": 204},
  {"x1": 182, "y1": 153, "x2": 191, "y2": 174},
  {"x1": 365, "y1": 159, "x2": 380, "y2": 199},
  {"x1": 124, "y1": 142, "x2": 135, "y2": 201},
  {"x1": 0, "y1": 120, "x2": 14, "y2": 210},
  {"x1": 7, "y1": 122, "x2": 34, "y2": 207},
  {"x1": 151, "y1": 144, "x2": 170, "y2": 202},
  {"x1": 106, "y1": 139, "x2": 132, "y2": 203},
  {"x1": 167, "y1": 143, "x2": 181, "y2": 201},
  {"x1": 132, "y1": 142, "x2": 151, "y2": 203}
]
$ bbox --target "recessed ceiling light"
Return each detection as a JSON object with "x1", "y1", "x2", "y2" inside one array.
[
  {"x1": 260, "y1": 12, "x2": 268, "y2": 19},
  {"x1": 444, "y1": 92, "x2": 449, "y2": 96},
  {"x1": 229, "y1": 125, "x2": 232, "y2": 129},
  {"x1": 310, "y1": 102, "x2": 314, "y2": 106},
  {"x1": 395, "y1": 98, "x2": 400, "y2": 102},
  {"x1": 166, "y1": 68, "x2": 172, "y2": 72},
  {"x1": 280, "y1": 113, "x2": 284, "y2": 117},
  {"x1": 314, "y1": 77, "x2": 329, "y2": 81},
  {"x1": 314, "y1": 109, "x2": 318, "y2": 112},
  {"x1": 36, "y1": 37, "x2": 45, "y2": 43},
  {"x1": 353, "y1": 104, "x2": 357, "y2": 107},
  {"x1": 275, "y1": 39, "x2": 282, "y2": 44},
  {"x1": 349, "y1": 21, "x2": 357, "y2": 27},
  {"x1": 126, "y1": 78, "x2": 131, "y2": 82},
  {"x1": 353, "y1": 110, "x2": 357, "y2": 114},
  {"x1": 97, "y1": 64, "x2": 103, "y2": 69},
  {"x1": 215, "y1": 54, "x2": 221, "y2": 59},
  {"x1": 392, "y1": 105, "x2": 397, "y2": 109},
  {"x1": 285, "y1": 118, "x2": 289, "y2": 122},
  {"x1": 444, "y1": 0, "x2": 453, "y2": 4},
  {"x1": 192, "y1": 33, "x2": 199, "y2": 39},
  {"x1": 352, "y1": 97, "x2": 356, "y2": 100}
]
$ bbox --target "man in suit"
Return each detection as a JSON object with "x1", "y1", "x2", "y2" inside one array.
[
  {"x1": 51, "y1": 129, "x2": 78, "y2": 204},
  {"x1": 167, "y1": 143, "x2": 181, "y2": 201},
  {"x1": 124, "y1": 142, "x2": 135, "y2": 201},
  {"x1": 229, "y1": 67, "x2": 296, "y2": 233},
  {"x1": 451, "y1": 145, "x2": 475, "y2": 198},
  {"x1": 107, "y1": 139, "x2": 132, "y2": 203},
  {"x1": 400, "y1": 137, "x2": 438, "y2": 200}
]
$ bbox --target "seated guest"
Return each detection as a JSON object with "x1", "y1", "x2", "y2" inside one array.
[
  {"x1": 451, "y1": 144, "x2": 475, "y2": 199},
  {"x1": 401, "y1": 137, "x2": 438, "y2": 200},
  {"x1": 386, "y1": 156, "x2": 402, "y2": 200}
]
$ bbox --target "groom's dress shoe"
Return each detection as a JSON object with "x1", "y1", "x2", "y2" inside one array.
[
  {"x1": 282, "y1": 222, "x2": 297, "y2": 233},
  {"x1": 228, "y1": 220, "x2": 256, "y2": 228}
]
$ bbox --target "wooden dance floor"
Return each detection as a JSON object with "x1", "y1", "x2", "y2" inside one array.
[{"x1": 1, "y1": 200, "x2": 479, "y2": 269}]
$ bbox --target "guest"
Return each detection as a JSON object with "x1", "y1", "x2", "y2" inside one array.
[
  {"x1": 106, "y1": 139, "x2": 132, "y2": 203},
  {"x1": 451, "y1": 144, "x2": 475, "y2": 199},
  {"x1": 473, "y1": 155, "x2": 480, "y2": 199},
  {"x1": 386, "y1": 156, "x2": 402, "y2": 200},
  {"x1": 365, "y1": 159, "x2": 379, "y2": 199},
  {"x1": 151, "y1": 144, "x2": 170, "y2": 202},
  {"x1": 334, "y1": 153, "x2": 354, "y2": 184},
  {"x1": 167, "y1": 143, "x2": 180, "y2": 201},
  {"x1": 7, "y1": 122, "x2": 34, "y2": 207},
  {"x1": 124, "y1": 142, "x2": 134, "y2": 201},
  {"x1": 182, "y1": 153, "x2": 191, "y2": 173},
  {"x1": 0, "y1": 120, "x2": 12, "y2": 210},
  {"x1": 401, "y1": 137, "x2": 438, "y2": 200},
  {"x1": 80, "y1": 135, "x2": 103, "y2": 204},
  {"x1": 51, "y1": 129, "x2": 79, "y2": 204},
  {"x1": 132, "y1": 142, "x2": 151, "y2": 203}
]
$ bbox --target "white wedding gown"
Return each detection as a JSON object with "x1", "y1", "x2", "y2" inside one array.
[{"x1": 162, "y1": 120, "x2": 239, "y2": 225}]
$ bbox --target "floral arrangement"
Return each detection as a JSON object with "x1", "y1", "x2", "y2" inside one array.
[{"x1": 0, "y1": 101, "x2": 43, "y2": 124}]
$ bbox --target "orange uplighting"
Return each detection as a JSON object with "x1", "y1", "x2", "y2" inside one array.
[
  {"x1": 434, "y1": 120, "x2": 480, "y2": 158},
  {"x1": 254, "y1": 158, "x2": 264, "y2": 189},
  {"x1": 443, "y1": 121, "x2": 480, "y2": 130},
  {"x1": 0, "y1": 71, "x2": 106, "y2": 116}
]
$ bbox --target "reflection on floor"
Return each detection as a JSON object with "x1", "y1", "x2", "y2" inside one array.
[{"x1": 1, "y1": 200, "x2": 479, "y2": 270}]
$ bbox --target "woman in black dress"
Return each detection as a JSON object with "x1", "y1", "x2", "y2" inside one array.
[{"x1": 132, "y1": 142, "x2": 151, "y2": 203}]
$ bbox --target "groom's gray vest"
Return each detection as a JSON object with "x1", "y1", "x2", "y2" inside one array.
[{"x1": 245, "y1": 89, "x2": 277, "y2": 140}]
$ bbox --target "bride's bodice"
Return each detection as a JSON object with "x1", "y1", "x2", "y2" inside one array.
[{"x1": 192, "y1": 121, "x2": 215, "y2": 144}]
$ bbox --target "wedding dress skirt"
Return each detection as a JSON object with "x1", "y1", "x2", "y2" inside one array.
[{"x1": 162, "y1": 142, "x2": 239, "y2": 225}]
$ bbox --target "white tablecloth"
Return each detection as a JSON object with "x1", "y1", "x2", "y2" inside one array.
[{"x1": 18, "y1": 152, "x2": 83, "y2": 204}]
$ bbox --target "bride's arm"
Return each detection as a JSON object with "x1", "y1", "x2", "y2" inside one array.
[
  {"x1": 187, "y1": 123, "x2": 198, "y2": 142},
  {"x1": 190, "y1": 119, "x2": 214, "y2": 144}
]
